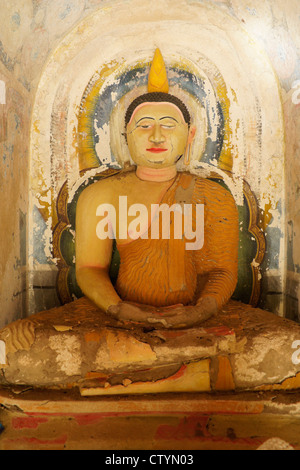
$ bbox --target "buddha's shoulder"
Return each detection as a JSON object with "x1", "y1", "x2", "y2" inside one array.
[
  {"x1": 190, "y1": 174, "x2": 234, "y2": 197},
  {"x1": 183, "y1": 173, "x2": 236, "y2": 207},
  {"x1": 79, "y1": 169, "x2": 136, "y2": 198}
]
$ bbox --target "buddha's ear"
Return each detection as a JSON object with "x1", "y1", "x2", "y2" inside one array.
[{"x1": 187, "y1": 125, "x2": 196, "y2": 145}]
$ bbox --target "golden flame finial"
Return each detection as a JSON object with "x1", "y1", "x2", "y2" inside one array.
[{"x1": 148, "y1": 48, "x2": 169, "y2": 93}]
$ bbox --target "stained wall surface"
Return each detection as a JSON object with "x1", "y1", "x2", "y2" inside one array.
[
  {"x1": 0, "y1": 0, "x2": 299, "y2": 326},
  {"x1": 0, "y1": 42, "x2": 30, "y2": 326}
]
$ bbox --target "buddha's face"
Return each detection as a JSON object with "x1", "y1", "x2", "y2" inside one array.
[{"x1": 126, "y1": 102, "x2": 195, "y2": 168}]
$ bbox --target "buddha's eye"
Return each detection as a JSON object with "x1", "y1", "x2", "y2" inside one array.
[
  {"x1": 137, "y1": 124, "x2": 153, "y2": 129},
  {"x1": 161, "y1": 124, "x2": 176, "y2": 129}
]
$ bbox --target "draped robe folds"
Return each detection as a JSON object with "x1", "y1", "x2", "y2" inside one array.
[{"x1": 115, "y1": 173, "x2": 239, "y2": 309}]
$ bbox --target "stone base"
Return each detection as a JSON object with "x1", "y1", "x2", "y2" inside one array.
[
  {"x1": 1, "y1": 298, "x2": 300, "y2": 393},
  {"x1": 0, "y1": 387, "x2": 299, "y2": 450}
]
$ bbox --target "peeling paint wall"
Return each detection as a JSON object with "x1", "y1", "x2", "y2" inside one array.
[
  {"x1": 0, "y1": 0, "x2": 299, "y2": 324},
  {"x1": 228, "y1": 0, "x2": 300, "y2": 319},
  {"x1": 0, "y1": 54, "x2": 30, "y2": 327}
]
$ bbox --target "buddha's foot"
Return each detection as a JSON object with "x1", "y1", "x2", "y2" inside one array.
[{"x1": 0, "y1": 319, "x2": 36, "y2": 355}]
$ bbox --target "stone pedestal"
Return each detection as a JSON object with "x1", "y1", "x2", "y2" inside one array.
[
  {"x1": 1, "y1": 298, "x2": 300, "y2": 394},
  {"x1": 0, "y1": 387, "x2": 299, "y2": 450}
]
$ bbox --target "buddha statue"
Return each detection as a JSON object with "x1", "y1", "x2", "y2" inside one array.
[
  {"x1": 75, "y1": 48, "x2": 239, "y2": 330},
  {"x1": 1, "y1": 49, "x2": 300, "y2": 396}
]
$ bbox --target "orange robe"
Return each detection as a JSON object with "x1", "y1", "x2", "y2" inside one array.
[{"x1": 116, "y1": 173, "x2": 239, "y2": 309}]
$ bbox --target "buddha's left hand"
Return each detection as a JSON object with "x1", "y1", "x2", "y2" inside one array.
[{"x1": 150, "y1": 296, "x2": 218, "y2": 328}]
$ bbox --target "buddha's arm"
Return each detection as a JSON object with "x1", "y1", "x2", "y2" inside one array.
[
  {"x1": 194, "y1": 181, "x2": 239, "y2": 310},
  {"x1": 75, "y1": 185, "x2": 121, "y2": 312},
  {"x1": 76, "y1": 266, "x2": 121, "y2": 312}
]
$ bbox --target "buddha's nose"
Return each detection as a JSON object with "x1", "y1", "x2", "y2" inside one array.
[{"x1": 150, "y1": 124, "x2": 165, "y2": 143}]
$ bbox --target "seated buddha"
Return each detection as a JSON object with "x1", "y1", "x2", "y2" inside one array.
[
  {"x1": 2, "y1": 49, "x2": 300, "y2": 395},
  {"x1": 75, "y1": 48, "x2": 239, "y2": 330}
]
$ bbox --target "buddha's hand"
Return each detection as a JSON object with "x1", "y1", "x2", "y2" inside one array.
[
  {"x1": 107, "y1": 301, "x2": 164, "y2": 327},
  {"x1": 107, "y1": 296, "x2": 217, "y2": 329},
  {"x1": 151, "y1": 296, "x2": 218, "y2": 329}
]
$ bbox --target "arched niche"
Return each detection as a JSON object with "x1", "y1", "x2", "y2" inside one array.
[{"x1": 28, "y1": 0, "x2": 285, "y2": 313}]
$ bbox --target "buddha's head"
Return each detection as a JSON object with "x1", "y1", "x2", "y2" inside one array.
[{"x1": 124, "y1": 50, "x2": 196, "y2": 169}]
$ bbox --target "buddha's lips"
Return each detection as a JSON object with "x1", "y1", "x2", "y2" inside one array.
[{"x1": 146, "y1": 148, "x2": 167, "y2": 153}]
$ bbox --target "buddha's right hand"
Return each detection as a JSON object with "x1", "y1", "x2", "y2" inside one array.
[{"x1": 107, "y1": 301, "x2": 175, "y2": 328}]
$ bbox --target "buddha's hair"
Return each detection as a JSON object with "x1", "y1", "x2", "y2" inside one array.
[{"x1": 124, "y1": 92, "x2": 191, "y2": 128}]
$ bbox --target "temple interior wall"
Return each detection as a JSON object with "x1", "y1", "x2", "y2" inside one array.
[{"x1": 0, "y1": 0, "x2": 300, "y2": 327}]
